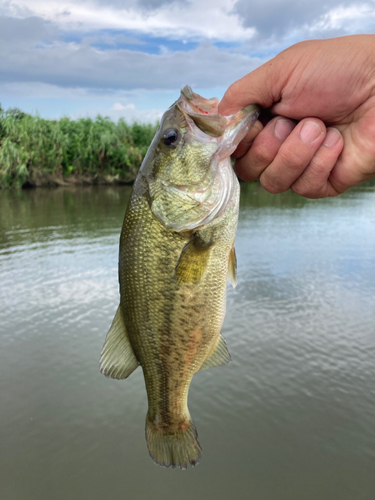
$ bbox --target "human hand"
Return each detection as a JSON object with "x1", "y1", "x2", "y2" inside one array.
[{"x1": 218, "y1": 35, "x2": 375, "y2": 198}]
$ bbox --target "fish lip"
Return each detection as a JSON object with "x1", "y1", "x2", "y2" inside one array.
[
  {"x1": 180, "y1": 84, "x2": 220, "y2": 113},
  {"x1": 176, "y1": 100, "x2": 227, "y2": 139}
]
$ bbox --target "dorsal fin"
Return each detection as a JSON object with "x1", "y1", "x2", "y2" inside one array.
[
  {"x1": 100, "y1": 305, "x2": 139, "y2": 379},
  {"x1": 199, "y1": 334, "x2": 231, "y2": 370}
]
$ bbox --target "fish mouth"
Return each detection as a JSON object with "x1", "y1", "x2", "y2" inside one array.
[
  {"x1": 181, "y1": 85, "x2": 219, "y2": 113},
  {"x1": 171, "y1": 86, "x2": 260, "y2": 195},
  {"x1": 177, "y1": 85, "x2": 227, "y2": 139},
  {"x1": 168, "y1": 86, "x2": 229, "y2": 195}
]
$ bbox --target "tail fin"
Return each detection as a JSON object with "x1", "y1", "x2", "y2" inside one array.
[{"x1": 145, "y1": 414, "x2": 202, "y2": 469}]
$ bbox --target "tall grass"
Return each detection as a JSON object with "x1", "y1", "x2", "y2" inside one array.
[{"x1": 0, "y1": 105, "x2": 158, "y2": 188}]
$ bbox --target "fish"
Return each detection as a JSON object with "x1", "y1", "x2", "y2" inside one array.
[{"x1": 100, "y1": 85, "x2": 259, "y2": 469}]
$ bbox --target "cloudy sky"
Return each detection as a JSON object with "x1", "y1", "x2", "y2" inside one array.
[{"x1": 0, "y1": 0, "x2": 374, "y2": 122}]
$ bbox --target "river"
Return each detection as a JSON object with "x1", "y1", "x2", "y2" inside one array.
[{"x1": 1, "y1": 181, "x2": 374, "y2": 500}]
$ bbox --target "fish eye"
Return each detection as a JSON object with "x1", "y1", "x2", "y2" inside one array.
[{"x1": 162, "y1": 128, "x2": 180, "y2": 147}]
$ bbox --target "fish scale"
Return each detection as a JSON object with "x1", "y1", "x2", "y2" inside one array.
[{"x1": 100, "y1": 86, "x2": 259, "y2": 468}]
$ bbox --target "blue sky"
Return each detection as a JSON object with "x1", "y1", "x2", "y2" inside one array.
[{"x1": 1, "y1": 0, "x2": 374, "y2": 122}]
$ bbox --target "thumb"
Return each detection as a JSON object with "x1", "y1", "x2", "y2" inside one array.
[{"x1": 218, "y1": 57, "x2": 287, "y2": 116}]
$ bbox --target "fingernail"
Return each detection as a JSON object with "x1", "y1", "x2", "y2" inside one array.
[
  {"x1": 324, "y1": 127, "x2": 340, "y2": 147},
  {"x1": 274, "y1": 119, "x2": 294, "y2": 140},
  {"x1": 299, "y1": 121, "x2": 322, "y2": 144}
]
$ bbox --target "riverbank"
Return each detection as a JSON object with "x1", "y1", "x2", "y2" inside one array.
[
  {"x1": 0, "y1": 106, "x2": 157, "y2": 188},
  {"x1": 21, "y1": 170, "x2": 136, "y2": 188}
]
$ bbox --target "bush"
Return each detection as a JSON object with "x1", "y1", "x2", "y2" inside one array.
[{"x1": 0, "y1": 105, "x2": 158, "y2": 188}]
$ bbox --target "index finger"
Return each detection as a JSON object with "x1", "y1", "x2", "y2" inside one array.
[{"x1": 218, "y1": 58, "x2": 287, "y2": 116}]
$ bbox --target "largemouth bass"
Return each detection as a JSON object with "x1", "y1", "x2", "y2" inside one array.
[{"x1": 100, "y1": 86, "x2": 259, "y2": 469}]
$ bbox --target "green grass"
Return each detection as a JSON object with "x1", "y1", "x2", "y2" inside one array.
[{"x1": 0, "y1": 104, "x2": 158, "y2": 188}]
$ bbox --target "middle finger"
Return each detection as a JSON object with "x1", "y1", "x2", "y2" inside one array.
[
  {"x1": 260, "y1": 118, "x2": 326, "y2": 193},
  {"x1": 235, "y1": 116, "x2": 296, "y2": 181}
]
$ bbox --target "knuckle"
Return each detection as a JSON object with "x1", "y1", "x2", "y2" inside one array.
[
  {"x1": 364, "y1": 121, "x2": 375, "y2": 157},
  {"x1": 291, "y1": 181, "x2": 312, "y2": 197},
  {"x1": 235, "y1": 158, "x2": 259, "y2": 182},
  {"x1": 292, "y1": 186, "x2": 325, "y2": 199},
  {"x1": 368, "y1": 137, "x2": 375, "y2": 158},
  {"x1": 292, "y1": 176, "x2": 327, "y2": 199},
  {"x1": 253, "y1": 143, "x2": 274, "y2": 167},
  {"x1": 260, "y1": 173, "x2": 285, "y2": 194},
  {"x1": 278, "y1": 149, "x2": 305, "y2": 172},
  {"x1": 308, "y1": 155, "x2": 330, "y2": 176},
  {"x1": 264, "y1": 183, "x2": 283, "y2": 194},
  {"x1": 235, "y1": 167, "x2": 258, "y2": 182}
]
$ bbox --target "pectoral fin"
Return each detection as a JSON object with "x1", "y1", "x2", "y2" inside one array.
[
  {"x1": 100, "y1": 305, "x2": 139, "y2": 379},
  {"x1": 228, "y1": 246, "x2": 237, "y2": 288},
  {"x1": 175, "y1": 234, "x2": 213, "y2": 285},
  {"x1": 200, "y1": 334, "x2": 231, "y2": 370}
]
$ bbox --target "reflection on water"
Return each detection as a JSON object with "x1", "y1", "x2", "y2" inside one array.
[{"x1": 1, "y1": 182, "x2": 374, "y2": 500}]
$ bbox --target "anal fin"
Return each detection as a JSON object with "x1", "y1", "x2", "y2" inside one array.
[
  {"x1": 200, "y1": 334, "x2": 231, "y2": 370},
  {"x1": 100, "y1": 305, "x2": 139, "y2": 379}
]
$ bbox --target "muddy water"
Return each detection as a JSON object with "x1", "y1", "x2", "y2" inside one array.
[{"x1": 1, "y1": 182, "x2": 374, "y2": 500}]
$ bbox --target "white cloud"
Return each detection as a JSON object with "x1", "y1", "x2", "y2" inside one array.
[
  {"x1": 0, "y1": 16, "x2": 263, "y2": 91},
  {"x1": 2, "y1": 0, "x2": 256, "y2": 42},
  {"x1": 234, "y1": 0, "x2": 375, "y2": 42},
  {"x1": 112, "y1": 102, "x2": 136, "y2": 110},
  {"x1": 1, "y1": 0, "x2": 374, "y2": 119},
  {"x1": 72, "y1": 103, "x2": 163, "y2": 123},
  {"x1": 312, "y1": 3, "x2": 375, "y2": 33},
  {"x1": 3, "y1": 0, "x2": 374, "y2": 47}
]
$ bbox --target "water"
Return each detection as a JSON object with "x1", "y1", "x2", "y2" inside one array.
[{"x1": 1, "y1": 182, "x2": 374, "y2": 500}]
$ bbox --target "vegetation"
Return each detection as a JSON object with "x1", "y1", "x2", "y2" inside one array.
[{"x1": 0, "y1": 104, "x2": 158, "y2": 188}]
